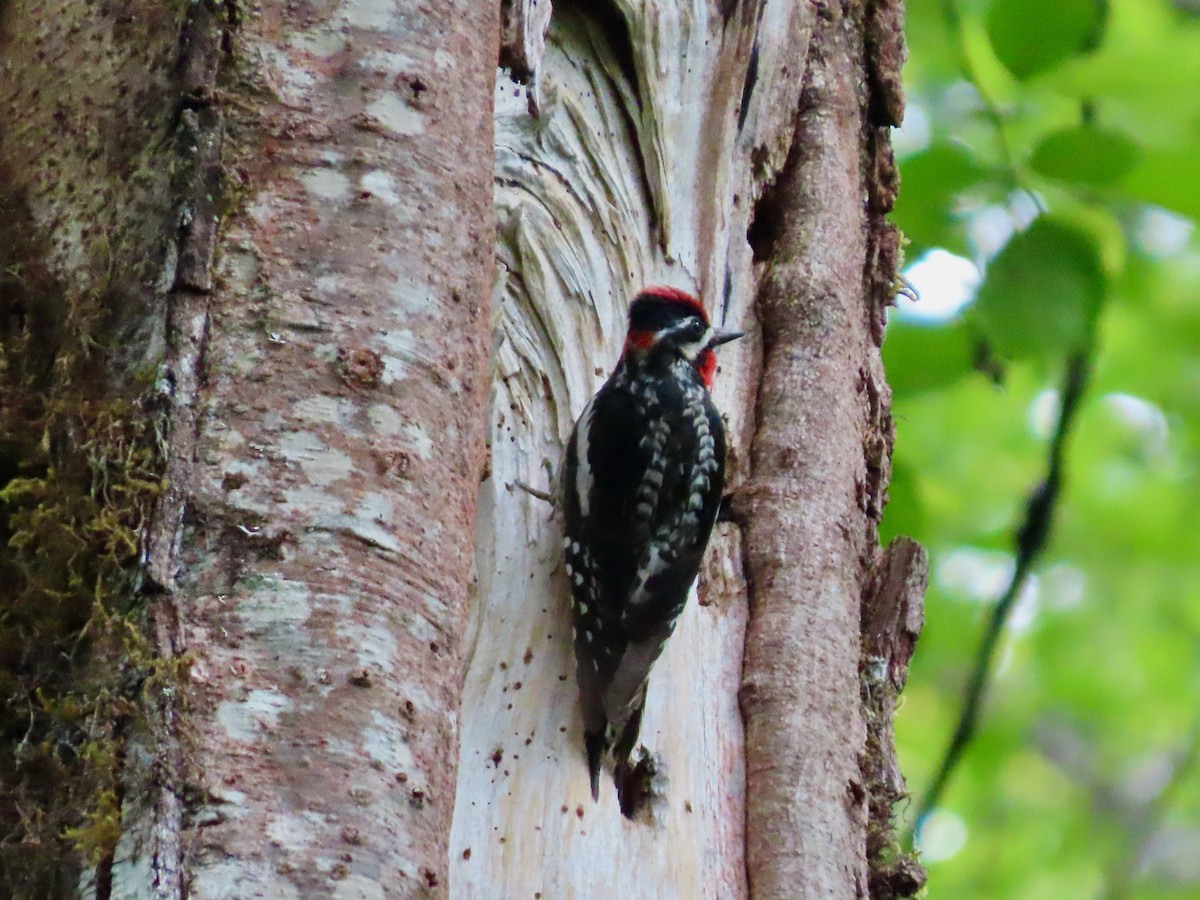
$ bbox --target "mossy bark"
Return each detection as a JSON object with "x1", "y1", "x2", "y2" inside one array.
[{"x1": 0, "y1": 2, "x2": 190, "y2": 895}]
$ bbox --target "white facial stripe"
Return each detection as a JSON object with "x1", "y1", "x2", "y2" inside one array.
[
  {"x1": 654, "y1": 323, "x2": 712, "y2": 361},
  {"x1": 679, "y1": 326, "x2": 713, "y2": 360}
]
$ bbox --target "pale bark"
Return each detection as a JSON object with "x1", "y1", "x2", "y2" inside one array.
[
  {"x1": 146, "y1": 3, "x2": 497, "y2": 897},
  {"x1": 449, "y1": 1, "x2": 898, "y2": 898}
]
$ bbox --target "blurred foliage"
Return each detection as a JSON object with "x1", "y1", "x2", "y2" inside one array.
[{"x1": 884, "y1": 1, "x2": 1200, "y2": 898}]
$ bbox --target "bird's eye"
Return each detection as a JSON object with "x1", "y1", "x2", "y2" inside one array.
[{"x1": 684, "y1": 318, "x2": 706, "y2": 340}]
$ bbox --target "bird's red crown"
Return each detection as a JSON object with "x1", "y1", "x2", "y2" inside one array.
[{"x1": 622, "y1": 287, "x2": 722, "y2": 387}]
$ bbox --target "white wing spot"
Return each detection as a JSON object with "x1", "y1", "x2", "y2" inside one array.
[
  {"x1": 578, "y1": 602, "x2": 589, "y2": 615},
  {"x1": 585, "y1": 630, "x2": 593, "y2": 643},
  {"x1": 573, "y1": 572, "x2": 584, "y2": 586}
]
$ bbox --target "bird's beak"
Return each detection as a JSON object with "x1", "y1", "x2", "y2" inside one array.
[{"x1": 708, "y1": 328, "x2": 744, "y2": 348}]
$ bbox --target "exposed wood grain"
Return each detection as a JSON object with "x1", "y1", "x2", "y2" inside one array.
[{"x1": 452, "y1": 1, "x2": 813, "y2": 896}]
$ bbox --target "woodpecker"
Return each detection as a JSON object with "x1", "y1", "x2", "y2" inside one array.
[{"x1": 561, "y1": 286, "x2": 742, "y2": 812}]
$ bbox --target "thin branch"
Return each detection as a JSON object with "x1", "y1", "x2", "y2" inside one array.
[{"x1": 908, "y1": 350, "x2": 1092, "y2": 842}]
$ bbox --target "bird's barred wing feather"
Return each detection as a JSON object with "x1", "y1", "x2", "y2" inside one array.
[
  {"x1": 606, "y1": 390, "x2": 725, "y2": 716},
  {"x1": 622, "y1": 385, "x2": 723, "y2": 619},
  {"x1": 564, "y1": 379, "x2": 726, "y2": 732}
]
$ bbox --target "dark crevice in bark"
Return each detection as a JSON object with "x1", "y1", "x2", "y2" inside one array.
[
  {"x1": 863, "y1": 0, "x2": 907, "y2": 129},
  {"x1": 568, "y1": 0, "x2": 641, "y2": 111},
  {"x1": 745, "y1": 153, "x2": 791, "y2": 267},
  {"x1": 859, "y1": 0, "x2": 904, "y2": 350},
  {"x1": 745, "y1": 76, "x2": 808, "y2": 267},
  {"x1": 721, "y1": 268, "x2": 735, "y2": 325},
  {"x1": 745, "y1": 189, "x2": 782, "y2": 265},
  {"x1": 737, "y1": 42, "x2": 760, "y2": 132}
]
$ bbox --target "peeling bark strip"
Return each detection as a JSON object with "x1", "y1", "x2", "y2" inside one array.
[
  {"x1": 738, "y1": 4, "x2": 907, "y2": 897},
  {"x1": 113, "y1": 4, "x2": 235, "y2": 897},
  {"x1": 155, "y1": 1, "x2": 497, "y2": 896},
  {"x1": 860, "y1": 538, "x2": 927, "y2": 899}
]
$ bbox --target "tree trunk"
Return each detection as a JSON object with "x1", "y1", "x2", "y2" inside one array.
[
  {"x1": 1, "y1": 0, "x2": 495, "y2": 896},
  {"x1": 0, "y1": 1, "x2": 922, "y2": 898}
]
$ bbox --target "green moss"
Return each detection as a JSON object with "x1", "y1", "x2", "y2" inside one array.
[{"x1": 0, "y1": 182, "x2": 174, "y2": 896}]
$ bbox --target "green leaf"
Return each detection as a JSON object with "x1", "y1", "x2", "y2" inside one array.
[
  {"x1": 1029, "y1": 124, "x2": 1139, "y2": 186},
  {"x1": 1121, "y1": 146, "x2": 1200, "y2": 219},
  {"x1": 987, "y1": 0, "x2": 1105, "y2": 80},
  {"x1": 884, "y1": 319, "x2": 976, "y2": 395},
  {"x1": 970, "y1": 218, "x2": 1106, "y2": 359},
  {"x1": 880, "y1": 458, "x2": 926, "y2": 545},
  {"x1": 893, "y1": 142, "x2": 989, "y2": 255},
  {"x1": 1045, "y1": 0, "x2": 1200, "y2": 118}
]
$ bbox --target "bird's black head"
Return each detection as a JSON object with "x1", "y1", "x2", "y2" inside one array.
[{"x1": 623, "y1": 287, "x2": 742, "y2": 386}]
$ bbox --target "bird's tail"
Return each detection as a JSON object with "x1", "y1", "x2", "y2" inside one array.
[{"x1": 585, "y1": 730, "x2": 605, "y2": 801}]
